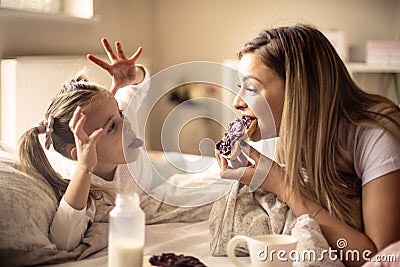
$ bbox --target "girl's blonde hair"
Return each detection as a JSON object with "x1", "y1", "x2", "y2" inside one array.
[
  {"x1": 239, "y1": 24, "x2": 400, "y2": 230},
  {"x1": 18, "y1": 75, "x2": 115, "y2": 204}
]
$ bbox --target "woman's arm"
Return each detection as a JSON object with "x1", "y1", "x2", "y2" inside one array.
[
  {"x1": 285, "y1": 169, "x2": 400, "y2": 267},
  {"x1": 362, "y1": 170, "x2": 400, "y2": 251},
  {"x1": 216, "y1": 143, "x2": 400, "y2": 267}
]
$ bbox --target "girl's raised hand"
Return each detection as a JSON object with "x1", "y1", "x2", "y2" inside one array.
[
  {"x1": 69, "y1": 106, "x2": 104, "y2": 172},
  {"x1": 87, "y1": 38, "x2": 144, "y2": 95}
]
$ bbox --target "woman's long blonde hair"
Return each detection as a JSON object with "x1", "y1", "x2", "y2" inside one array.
[
  {"x1": 18, "y1": 75, "x2": 115, "y2": 205},
  {"x1": 239, "y1": 24, "x2": 400, "y2": 230}
]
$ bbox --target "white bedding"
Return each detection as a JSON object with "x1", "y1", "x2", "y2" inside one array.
[
  {"x1": 41, "y1": 221, "x2": 249, "y2": 267},
  {"x1": 0, "y1": 144, "x2": 242, "y2": 266}
]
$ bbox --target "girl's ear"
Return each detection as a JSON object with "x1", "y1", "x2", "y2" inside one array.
[
  {"x1": 66, "y1": 144, "x2": 78, "y2": 161},
  {"x1": 71, "y1": 147, "x2": 78, "y2": 161},
  {"x1": 65, "y1": 144, "x2": 78, "y2": 161}
]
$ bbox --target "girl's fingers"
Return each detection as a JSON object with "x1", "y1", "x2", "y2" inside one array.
[
  {"x1": 69, "y1": 106, "x2": 82, "y2": 130},
  {"x1": 90, "y1": 128, "x2": 104, "y2": 143},
  {"x1": 74, "y1": 114, "x2": 88, "y2": 140},
  {"x1": 116, "y1": 42, "x2": 127, "y2": 59},
  {"x1": 101, "y1": 38, "x2": 117, "y2": 61},
  {"x1": 74, "y1": 113, "x2": 86, "y2": 132},
  {"x1": 129, "y1": 47, "x2": 143, "y2": 61},
  {"x1": 87, "y1": 54, "x2": 111, "y2": 72}
]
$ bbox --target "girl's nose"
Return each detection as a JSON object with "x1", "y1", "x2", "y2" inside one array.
[
  {"x1": 123, "y1": 120, "x2": 133, "y2": 133},
  {"x1": 233, "y1": 95, "x2": 247, "y2": 110}
]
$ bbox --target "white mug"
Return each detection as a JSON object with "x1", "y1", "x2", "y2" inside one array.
[{"x1": 227, "y1": 234, "x2": 297, "y2": 267}]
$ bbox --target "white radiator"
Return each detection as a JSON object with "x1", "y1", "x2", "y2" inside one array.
[{"x1": 1, "y1": 56, "x2": 112, "y2": 146}]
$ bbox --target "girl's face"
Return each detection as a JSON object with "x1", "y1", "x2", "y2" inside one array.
[
  {"x1": 82, "y1": 91, "x2": 143, "y2": 166},
  {"x1": 235, "y1": 53, "x2": 285, "y2": 141}
]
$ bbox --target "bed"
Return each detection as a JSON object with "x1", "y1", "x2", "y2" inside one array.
[
  {"x1": 41, "y1": 220, "x2": 250, "y2": 267},
  {"x1": 1, "y1": 142, "x2": 399, "y2": 267},
  {"x1": 0, "y1": 142, "x2": 245, "y2": 267}
]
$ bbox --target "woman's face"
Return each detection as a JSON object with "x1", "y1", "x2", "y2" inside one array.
[
  {"x1": 235, "y1": 53, "x2": 285, "y2": 141},
  {"x1": 82, "y1": 91, "x2": 143, "y2": 166}
]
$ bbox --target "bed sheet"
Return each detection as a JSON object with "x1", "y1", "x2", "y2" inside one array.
[{"x1": 41, "y1": 220, "x2": 250, "y2": 267}]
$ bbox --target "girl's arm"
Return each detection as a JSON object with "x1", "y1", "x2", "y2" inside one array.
[
  {"x1": 50, "y1": 107, "x2": 103, "y2": 251},
  {"x1": 87, "y1": 38, "x2": 145, "y2": 95},
  {"x1": 49, "y1": 197, "x2": 95, "y2": 251},
  {"x1": 216, "y1": 143, "x2": 400, "y2": 267},
  {"x1": 63, "y1": 106, "x2": 103, "y2": 210}
]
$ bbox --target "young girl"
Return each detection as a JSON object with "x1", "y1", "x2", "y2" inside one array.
[
  {"x1": 18, "y1": 38, "x2": 152, "y2": 251},
  {"x1": 216, "y1": 24, "x2": 400, "y2": 266}
]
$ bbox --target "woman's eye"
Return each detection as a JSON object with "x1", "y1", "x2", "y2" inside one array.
[
  {"x1": 238, "y1": 83, "x2": 257, "y2": 93},
  {"x1": 119, "y1": 110, "x2": 124, "y2": 119},
  {"x1": 245, "y1": 87, "x2": 258, "y2": 93}
]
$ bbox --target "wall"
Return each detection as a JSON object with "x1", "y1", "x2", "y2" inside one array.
[
  {"x1": 0, "y1": 0, "x2": 399, "y2": 151},
  {"x1": 1, "y1": 0, "x2": 398, "y2": 87},
  {"x1": 0, "y1": 0, "x2": 154, "y2": 141},
  {"x1": 0, "y1": 0, "x2": 154, "y2": 63},
  {"x1": 147, "y1": 0, "x2": 400, "y2": 151},
  {"x1": 151, "y1": 0, "x2": 400, "y2": 71},
  {"x1": 397, "y1": 0, "x2": 400, "y2": 40}
]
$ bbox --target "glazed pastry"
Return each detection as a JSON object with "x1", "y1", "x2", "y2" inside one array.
[{"x1": 215, "y1": 116, "x2": 257, "y2": 160}]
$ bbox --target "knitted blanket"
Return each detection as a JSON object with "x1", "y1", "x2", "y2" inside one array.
[{"x1": 208, "y1": 182, "x2": 344, "y2": 266}]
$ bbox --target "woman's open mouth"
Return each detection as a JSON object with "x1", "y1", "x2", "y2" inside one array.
[{"x1": 242, "y1": 116, "x2": 257, "y2": 130}]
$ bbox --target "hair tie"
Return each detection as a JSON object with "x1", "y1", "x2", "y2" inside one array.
[{"x1": 36, "y1": 114, "x2": 54, "y2": 149}]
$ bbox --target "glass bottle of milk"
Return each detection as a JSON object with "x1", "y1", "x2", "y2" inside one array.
[{"x1": 108, "y1": 193, "x2": 145, "y2": 267}]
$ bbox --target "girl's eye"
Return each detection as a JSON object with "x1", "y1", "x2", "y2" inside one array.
[
  {"x1": 108, "y1": 122, "x2": 116, "y2": 133},
  {"x1": 119, "y1": 110, "x2": 124, "y2": 119}
]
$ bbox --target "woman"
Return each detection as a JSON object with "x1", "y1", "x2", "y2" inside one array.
[{"x1": 215, "y1": 24, "x2": 400, "y2": 266}]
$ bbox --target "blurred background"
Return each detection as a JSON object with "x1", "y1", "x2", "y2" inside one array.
[{"x1": 1, "y1": 0, "x2": 399, "y2": 155}]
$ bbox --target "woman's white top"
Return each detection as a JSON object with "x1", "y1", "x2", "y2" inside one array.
[
  {"x1": 347, "y1": 123, "x2": 400, "y2": 186},
  {"x1": 49, "y1": 67, "x2": 152, "y2": 251}
]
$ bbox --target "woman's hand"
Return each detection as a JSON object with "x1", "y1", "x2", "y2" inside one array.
[
  {"x1": 215, "y1": 140, "x2": 284, "y2": 196},
  {"x1": 69, "y1": 106, "x2": 104, "y2": 172},
  {"x1": 87, "y1": 38, "x2": 144, "y2": 95}
]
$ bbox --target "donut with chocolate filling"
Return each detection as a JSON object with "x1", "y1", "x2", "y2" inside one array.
[{"x1": 215, "y1": 116, "x2": 257, "y2": 160}]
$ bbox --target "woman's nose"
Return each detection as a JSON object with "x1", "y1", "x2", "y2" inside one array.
[{"x1": 233, "y1": 95, "x2": 247, "y2": 110}]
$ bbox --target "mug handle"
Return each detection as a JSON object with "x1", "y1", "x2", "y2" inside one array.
[{"x1": 227, "y1": 235, "x2": 252, "y2": 267}]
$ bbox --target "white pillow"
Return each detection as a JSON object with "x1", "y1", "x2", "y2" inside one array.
[{"x1": 0, "y1": 149, "x2": 58, "y2": 257}]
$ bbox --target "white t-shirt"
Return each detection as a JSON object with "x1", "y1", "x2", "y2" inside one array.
[
  {"x1": 347, "y1": 123, "x2": 400, "y2": 186},
  {"x1": 49, "y1": 67, "x2": 152, "y2": 251}
]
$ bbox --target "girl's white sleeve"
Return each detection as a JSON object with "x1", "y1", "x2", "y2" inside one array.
[
  {"x1": 114, "y1": 65, "x2": 150, "y2": 112},
  {"x1": 114, "y1": 65, "x2": 153, "y2": 191},
  {"x1": 49, "y1": 196, "x2": 95, "y2": 251}
]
